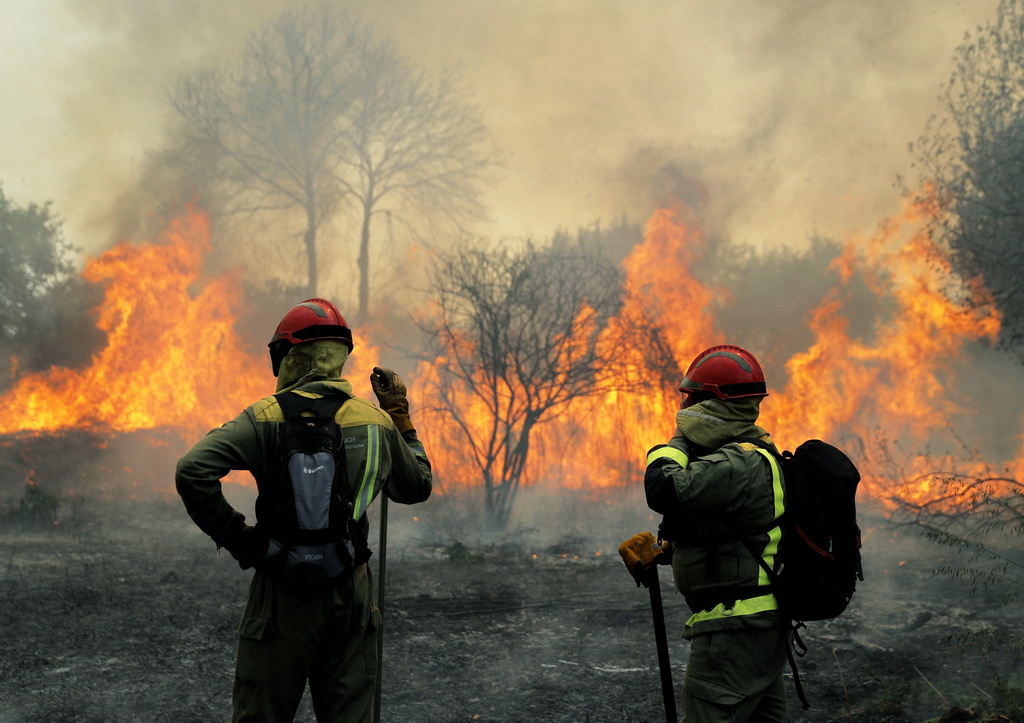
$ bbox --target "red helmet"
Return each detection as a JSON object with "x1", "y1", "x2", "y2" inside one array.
[
  {"x1": 268, "y1": 298, "x2": 354, "y2": 377},
  {"x1": 678, "y1": 345, "x2": 768, "y2": 401}
]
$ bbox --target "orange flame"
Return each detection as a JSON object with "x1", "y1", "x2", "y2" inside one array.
[
  {"x1": 414, "y1": 193, "x2": 1010, "y2": 512},
  {"x1": 0, "y1": 195, "x2": 1014, "y2": 513},
  {"x1": 0, "y1": 208, "x2": 270, "y2": 437},
  {"x1": 763, "y1": 193, "x2": 1001, "y2": 505},
  {"x1": 531, "y1": 203, "x2": 725, "y2": 490},
  {"x1": 413, "y1": 202, "x2": 724, "y2": 492},
  {"x1": 0, "y1": 207, "x2": 381, "y2": 443}
]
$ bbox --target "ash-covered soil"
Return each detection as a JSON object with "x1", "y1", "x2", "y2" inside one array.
[{"x1": 1, "y1": 489, "x2": 1022, "y2": 723}]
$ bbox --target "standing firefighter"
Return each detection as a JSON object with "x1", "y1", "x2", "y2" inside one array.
[
  {"x1": 175, "y1": 298, "x2": 432, "y2": 722},
  {"x1": 644, "y1": 345, "x2": 788, "y2": 722}
]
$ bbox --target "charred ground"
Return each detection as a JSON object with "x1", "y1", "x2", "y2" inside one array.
[{"x1": 1, "y1": 473, "x2": 1022, "y2": 722}]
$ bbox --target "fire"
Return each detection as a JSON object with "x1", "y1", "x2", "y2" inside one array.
[
  {"x1": 0, "y1": 207, "x2": 271, "y2": 438},
  {"x1": 618, "y1": 204, "x2": 724, "y2": 362},
  {"x1": 412, "y1": 203, "x2": 723, "y2": 493},
  {"x1": 762, "y1": 193, "x2": 1000, "y2": 505},
  {"x1": 414, "y1": 193, "x2": 1010, "y2": 513},
  {"x1": 0, "y1": 207, "x2": 384, "y2": 447},
  {"x1": 526, "y1": 204, "x2": 724, "y2": 490},
  {"x1": 0, "y1": 193, "x2": 1014, "y2": 514}
]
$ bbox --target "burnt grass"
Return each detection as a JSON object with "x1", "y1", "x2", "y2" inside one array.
[{"x1": 1, "y1": 490, "x2": 1023, "y2": 723}]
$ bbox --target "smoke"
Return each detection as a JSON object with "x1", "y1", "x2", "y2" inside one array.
[
  {"x1": 0, "y1": 0, "x2": 1000, "y2": 262},
  {"x1": 4, "y1": 1, "x2": 1021, "y2": 511}
]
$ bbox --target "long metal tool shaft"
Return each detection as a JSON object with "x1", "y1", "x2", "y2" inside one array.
[
  {"x1": 646, "y1": 568, "x2": 677, "y2": 723},
  {"x1": 372, "y1": 494, "x2": 389, "y2": 723}
]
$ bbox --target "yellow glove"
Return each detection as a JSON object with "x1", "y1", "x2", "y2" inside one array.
[{"x1": 618, "y1": 531, "x2": 675, "y2": 588}]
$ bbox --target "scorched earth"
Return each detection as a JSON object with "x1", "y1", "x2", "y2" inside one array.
[{"x1": 1, "y1": 474, "x2": 1022, "y2": 723}]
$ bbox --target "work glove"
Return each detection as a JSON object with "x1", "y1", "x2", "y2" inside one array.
[
  {"x1": 618, "y1": 531, "x2": 675, "y2": 588},
  {"x1": 370, "y1": 366, "x2": 414, "y2": 433},
  {"x1": 228, "y1": 525, "x2": 270, "y2": 571},
  {"x1": 215, "y1": 514, "x2": 268, "y2": 571}
]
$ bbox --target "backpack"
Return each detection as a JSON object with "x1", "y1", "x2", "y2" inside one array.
[
  {"x1": 738, "y1": 437, "x2": 864, "y2": 622},
  {"x1": 265, "y1": 390, "x2": 370, "y2": 590},
  {"x1": 739, "y1": 437, "x2": 865, "y2": 709}
]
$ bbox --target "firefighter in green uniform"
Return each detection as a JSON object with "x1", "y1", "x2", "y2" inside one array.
[
  {"x1": 175, "y1": 298, "x2": 432, "y2": 723},
  {"x1": 644, "y1": 345, "x2": 788, "y2": 723}
]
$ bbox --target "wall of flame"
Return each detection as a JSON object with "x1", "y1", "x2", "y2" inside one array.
[{"x1": 0, "y1": 199, "x2": 1019, "y2": 510}]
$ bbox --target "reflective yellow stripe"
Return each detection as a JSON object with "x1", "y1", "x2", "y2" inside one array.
[
  {"x1": 352, "y1": 426, "x2": 382, "y2": 520},
  {"x1": 752, "y1": 447, "x2": 785, "y2": 586},
  {"x1": 646, "y1": 446, "x2": 689, "y2": 468},
  {"x1": 685, "y1": 593, "x2": 779, "y2": 626}
]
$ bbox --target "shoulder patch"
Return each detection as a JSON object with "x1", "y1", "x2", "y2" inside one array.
[
  {"x1": 250, "y1": 395, "x2": 285, "y2": 422},
  {"x1": 251, "y1": 392, "x2": 389, "y2": 427},
  {"x1": 337, "y1": 396, "x2": 392, "y2": 429}
]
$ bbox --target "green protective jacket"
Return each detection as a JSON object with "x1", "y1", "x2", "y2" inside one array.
[
  {"x1": 175, "y1": 377, "x2": 432, "y2": 548},
  {"x1": 647, "y1": 429, "x2": 785, "y2": 637}
]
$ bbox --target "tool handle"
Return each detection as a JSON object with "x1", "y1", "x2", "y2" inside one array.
[
  {"x1": 372, "y1": 495, "x2": 389, "y2": 723},
  {"x1": 646, "y1": 570, "x2": 678, "y2": 723}
]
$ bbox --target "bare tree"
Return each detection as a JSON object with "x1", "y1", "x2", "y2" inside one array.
[
  {"x1": 910, "y1": 0, "x2": 1024, "y2": 357},
  {"x1": 337, "y1": 49, "x2": 494, "y2": 322},
  {"x1": 172, "y1": 6, "x2": 370, "y2": 295},
  {"x1": 420, "y1": 236, "x2": 669, "y2": 528},
  {"x1": 171, "y1": 6, "x2": 493, "y2": 303}
]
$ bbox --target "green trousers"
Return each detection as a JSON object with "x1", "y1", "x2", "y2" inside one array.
[
  {"x1": 680, "y1": 627, "x2": 789, "y2": 723},
  {"x1": 232, "y1": 564, "x2": 379, "y2": 722}
]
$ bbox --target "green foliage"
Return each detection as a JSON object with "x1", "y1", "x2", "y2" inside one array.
[
  {"x1": 910, "y1": 0, "x2": 1024, "y2": 358},
  {"x1": 991, "y1": 676, "x2": 1024, "y2": 719},
  {"x1": 0, "y1": 185, "x2": 76, "y2": 340},
  {"x1": 0, "y1": 185, "x2": 105, "y2": 389}
]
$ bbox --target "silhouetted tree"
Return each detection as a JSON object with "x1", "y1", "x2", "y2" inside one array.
[
  {"x1": 339, "y1": 47, "x2": 493, "y2": 322},
  {"x1": 172, "y1": 6, "x2": 494, "y2": 316},
  {"x1": 0, "y1": 186, "x2": 103, "y2": 385},
  {"x1": 0, "y1": 186, "x2": 75, "y2": 341},
  {"x1": 911, "y1": 0, "x2": 1024, "y2": 358},
  {"x1": 172, "y1": 7, "x2": 369, "y2": 296},
  {"x1": 420, "y1": 232, "x2": 669, "y2": 528}
]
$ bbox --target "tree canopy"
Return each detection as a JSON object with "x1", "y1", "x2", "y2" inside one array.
[
  {"x1": 0, "y1": 186, "x2": 75, "y2": 340},
  {"x1": 0, "y1": 186, "x2": 104, "y2": 384},
  {"x1": 172, "y1": 6, "x2": 494, "y2": 318},
  {"x1": 419, "y1": 230, "x2": 665, "y2": 528},
  {"x1": 911, "y1": 0, "x2": 1024, "y2": 357}
]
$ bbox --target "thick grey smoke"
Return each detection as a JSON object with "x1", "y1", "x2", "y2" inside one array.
[
  {"x1": 3, "y1": 0, "x2": 1020, "y2": 521},
  {"x1": 0, "y1": 0, "x2": 1000, "y2": 263}
]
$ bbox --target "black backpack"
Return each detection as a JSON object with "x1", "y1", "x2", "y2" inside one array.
[
  {"x1": 265, "y1": 390, "x2": 370, "y2": 590},
  {"x1": 739, "y1": 437, "x2": 864, "y2": 709},
  {"x1": 738, "y1": 437, "x2": 864, "y2": 622}
]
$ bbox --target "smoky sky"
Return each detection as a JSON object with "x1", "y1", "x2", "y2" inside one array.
[{"x1": 0, "y1": 0, "x2": 1000, "y2": 263}]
